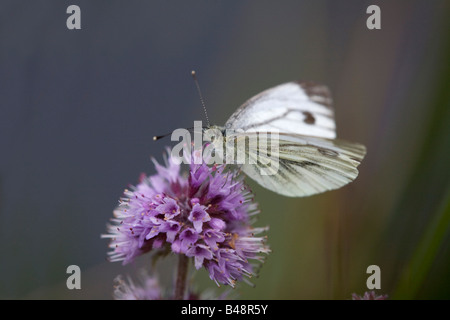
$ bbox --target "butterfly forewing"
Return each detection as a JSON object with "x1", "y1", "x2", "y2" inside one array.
[{"x1": 225, "y1": 81, "x2": 336, "y2": 139}]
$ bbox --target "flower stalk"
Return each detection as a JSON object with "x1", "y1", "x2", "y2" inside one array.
[{"x1": 174, "y1": 254, "x2": 189, "y2": 300}]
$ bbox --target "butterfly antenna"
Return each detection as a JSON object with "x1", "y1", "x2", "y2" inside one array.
[
  {"x1": 191, "y1": 70, "x2": 210, "y2": 127},
  {"x1": 153, "y1": 126, "x2": 198, "y2": 141},
  {"x1": 153, "y1": 132, "x2": 173, "y2": 141}
]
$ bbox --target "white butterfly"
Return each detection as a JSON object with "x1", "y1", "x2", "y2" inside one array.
[{"x1": 208, "y1": 81, "x2": 366, "y2": 197}]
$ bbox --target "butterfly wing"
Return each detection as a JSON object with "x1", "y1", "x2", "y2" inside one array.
[
  {"x1": 224, "y1": 81, "x2": 366, "y2": 197},
  {"x1": 225, "y1": 81, "x2": 336, "y2": 139},
  {"x1": 238, "y1": 133, "x2": 366, "y2": 197}
]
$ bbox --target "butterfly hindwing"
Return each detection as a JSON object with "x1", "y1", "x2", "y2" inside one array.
[{"x1": 237, "y1": 133, "x2": 366, "y2": 197}]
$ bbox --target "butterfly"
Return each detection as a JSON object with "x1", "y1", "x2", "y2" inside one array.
[{"x1": 206, "y1": 80, "x2": 367, "y2": 197}]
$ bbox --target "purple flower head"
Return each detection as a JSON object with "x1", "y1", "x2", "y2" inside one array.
[
  {"x1": 113, "y1": 274, "x2": 162, "y2": 300},
  {"x1": 103, "y1": 146, "x2": 270, "y2": 287},
  {"x1": 351, "y1": 291, "x2": 388, "y2": 300},
  {"x1": 113, "y1": 271, "x2": 229, "y2": 300}
]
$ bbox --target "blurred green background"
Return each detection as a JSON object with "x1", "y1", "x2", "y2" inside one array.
[{"x1": 0, "y1": 0, "x2": 449, "y2": 299}]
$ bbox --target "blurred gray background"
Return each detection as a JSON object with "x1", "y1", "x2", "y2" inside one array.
[{"x1": 0, "y1": 0, "x2": 449, "y2": 299}]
